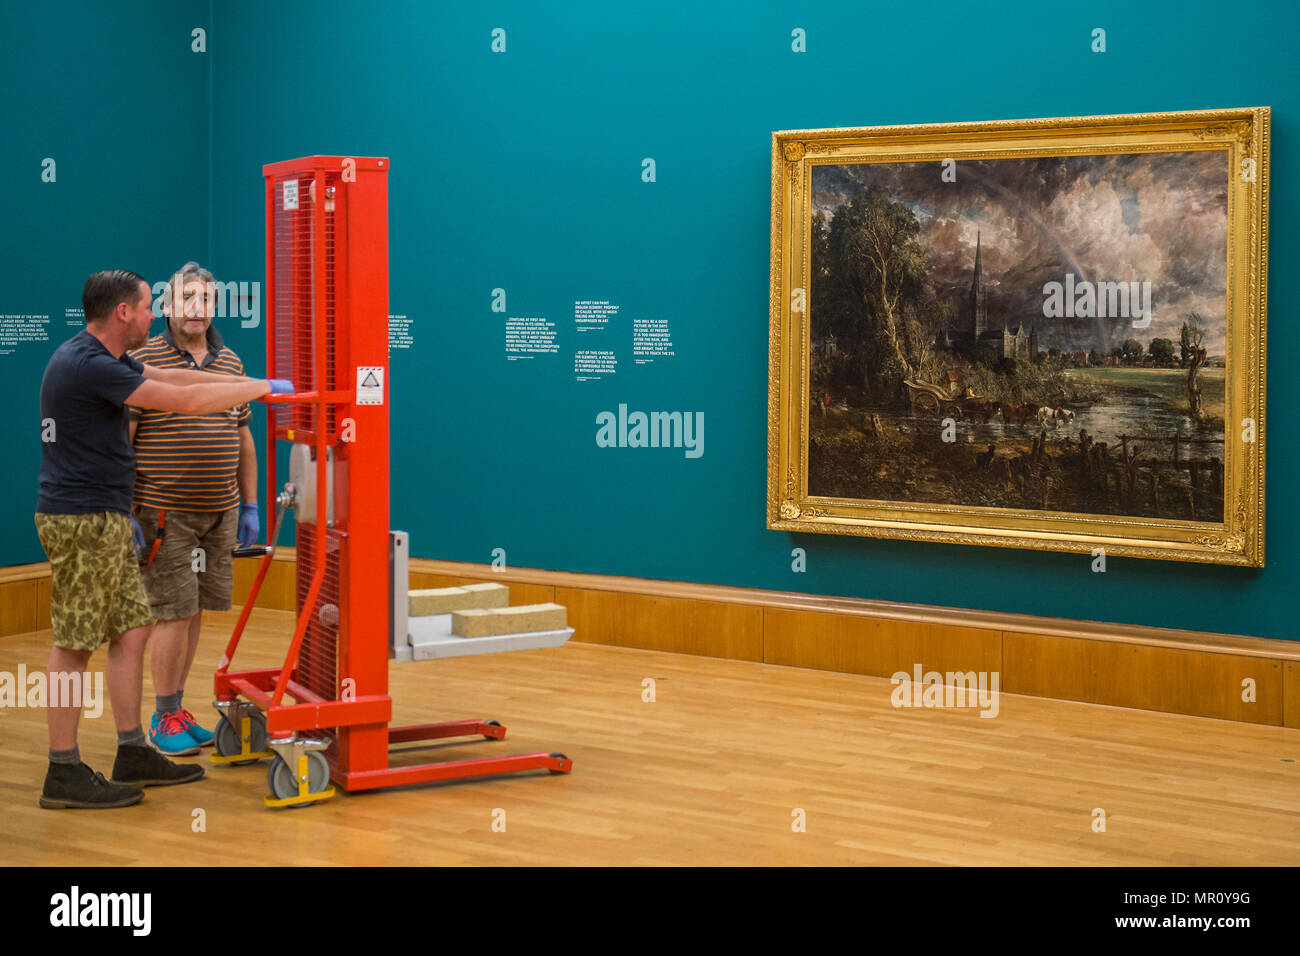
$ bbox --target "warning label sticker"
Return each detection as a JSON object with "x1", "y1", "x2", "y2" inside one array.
[
  {"x1": 283, "y1": 179, "x2": 299, "y2": 211},
  {"x1": 356, "y1": 366, "x2": 384, "y2": 404}
]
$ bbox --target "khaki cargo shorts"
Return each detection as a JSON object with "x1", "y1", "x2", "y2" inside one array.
[
  {"x1": 34, "y1": 512, "x2": 154, "y2": 651},
  {"x1": 135, "y1": 506, "x2": 238, "y2": 621}
]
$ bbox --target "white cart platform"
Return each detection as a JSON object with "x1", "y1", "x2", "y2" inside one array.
[{"x1": 394, "y1": 612, "x2": 574, "y2": 662}]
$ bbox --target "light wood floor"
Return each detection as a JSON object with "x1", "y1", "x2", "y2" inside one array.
[{"x1": 1, "y1": 607, "x2": 1297, "y2": 866}]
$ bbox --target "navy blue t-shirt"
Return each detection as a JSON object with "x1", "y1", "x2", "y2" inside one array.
[{"x1": 37, "y1": 330, "x2": 147, "y2": 515}]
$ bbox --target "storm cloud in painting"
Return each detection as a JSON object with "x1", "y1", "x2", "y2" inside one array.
[{"x1": 811, "y1": 152, "x2": 1229, "y2": 355}]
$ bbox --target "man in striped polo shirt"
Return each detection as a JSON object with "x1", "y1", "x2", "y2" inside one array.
[{"x1": 128, "y1": 262, "x2": 259, "y2": 755}]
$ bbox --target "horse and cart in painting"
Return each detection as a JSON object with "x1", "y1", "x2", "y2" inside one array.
[{"x1": 900, "y1": 379, "x2": 1072, "y2": 428}]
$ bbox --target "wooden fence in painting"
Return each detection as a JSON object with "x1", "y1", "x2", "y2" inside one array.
[{"x1": 1074, "y1": 431, "x2": 1225, "y2": 518}]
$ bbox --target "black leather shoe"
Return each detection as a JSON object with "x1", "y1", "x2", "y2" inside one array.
[
  {"x1": 111, "y1": 744, "x2": 205, "y2": 787},
  {"x1": 40, "y1": 761, "x2": 144, "y2": 809}
]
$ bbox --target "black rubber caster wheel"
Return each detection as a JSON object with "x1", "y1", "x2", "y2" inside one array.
[
  {"x1": 548, "y1": 752, "x2": 570, "y2": 775},
  {"x1": 482, "y1": 719, "x2": 503, "y2": 740}
]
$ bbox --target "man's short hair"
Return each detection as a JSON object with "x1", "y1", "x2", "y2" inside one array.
[
  {"x1": 169, "y1": 261, "x2": 216, "y2": 289},
  {"x1": 83, "y1": 270, "x2": 148, "y2": 323}
]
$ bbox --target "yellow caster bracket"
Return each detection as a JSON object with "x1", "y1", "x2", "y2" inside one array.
[
  {"x1": 210, "y1": 701, "x2": 274, "y2": 765},
  {"x1": 264, "y1": 738, "x2": 336, "y2": 809}
]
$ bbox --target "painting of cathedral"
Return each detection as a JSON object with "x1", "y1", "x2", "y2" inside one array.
[
  {"x1": 802, "y1": 145, "x2": 1234, "y2": 522},
  {"x1": 934, "y1": 233, "x2": 1038, "y2": 363}
]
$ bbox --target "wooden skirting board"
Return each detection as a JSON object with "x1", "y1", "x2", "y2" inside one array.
[
  {"x1": 3, "y1": 550, "x2": 1297, "y2": 728},
  {"x1": 0, "y1": 563, "x2": 50, "y2": 638}
]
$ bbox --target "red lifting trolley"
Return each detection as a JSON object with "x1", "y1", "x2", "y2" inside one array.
[{"x1": 212, "y1": 155, "x2": 573, "y2": 807}]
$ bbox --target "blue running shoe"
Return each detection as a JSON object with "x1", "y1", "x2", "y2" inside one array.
[
  {"x1": 176, "y1": 708, "x2": 215, "y2": 748},
  {"x1": 150, "y1": 711, "x2": 200, "y2": 756}
]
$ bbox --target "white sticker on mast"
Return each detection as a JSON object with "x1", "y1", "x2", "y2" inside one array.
[{"x1": 356, "y1": 366, "x2": 385, "y2": 404}]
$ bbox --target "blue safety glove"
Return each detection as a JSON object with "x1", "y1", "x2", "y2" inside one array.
[
  {"x1": 130, "y1": 515, "x2": 146, "y2": 553},
  {"x1": 237, "y1": 502, "x2": 260, "y2": 548},
  {"x1": 267, "y1": 379, "x2": 295, "y2": 395}
]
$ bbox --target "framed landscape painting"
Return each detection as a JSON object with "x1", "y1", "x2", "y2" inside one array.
[{"x1": 767, "y1": 108, "x2": 1269, "y2": 565}]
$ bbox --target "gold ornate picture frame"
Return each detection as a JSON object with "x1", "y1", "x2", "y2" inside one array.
[{"x1": 768, "y1": 108, "x2": 1268, "y2": 565}]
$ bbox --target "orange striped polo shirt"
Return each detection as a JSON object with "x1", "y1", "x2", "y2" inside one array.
[{"x1": 127, "y1": 325, "x2": 250, "y2": 511}]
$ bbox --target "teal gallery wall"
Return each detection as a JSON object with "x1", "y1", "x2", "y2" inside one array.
[
  {"x1": 0, "y1": 2, "x2": 210, "y2": 550},
  {"x1": 4, "y1": 1, "x2": 1297, "y2": 641}
]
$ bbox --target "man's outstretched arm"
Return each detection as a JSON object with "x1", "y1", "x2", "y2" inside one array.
[
  {"x1": 140, "y1": 364, "x2": 254, "y2": 387},
  {"x1": 125, "y1": 377, "x2": 284, "y2": 416}
]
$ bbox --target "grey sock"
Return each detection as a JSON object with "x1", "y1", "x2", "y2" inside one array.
[
  {"x1": 117, "y1": 726, "x2": 147, "y2": 748},
  {"x1": 49, "y1": 746, "x2": 80, "y2": 766},
  {"x1": 156, "y1": 691, "x2": 182, "y2": 714},
  {"x1": 176, "y1": 688, "x2": 184, "y2": 709}
]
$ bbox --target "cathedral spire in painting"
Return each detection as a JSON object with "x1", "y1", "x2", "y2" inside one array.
[{"x1": 970, "y1": 230, "x2": 987, "y2": 336}]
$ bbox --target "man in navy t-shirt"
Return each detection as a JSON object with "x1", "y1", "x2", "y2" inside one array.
[{"x1": 36, "y1": 270, "x2": 292, "y2": 809}]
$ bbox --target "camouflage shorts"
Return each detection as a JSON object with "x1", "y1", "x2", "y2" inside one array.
[
  {"x1": 34, "y1": 512, "x2": 154, "y2": 651},
  {"x1": 136, "y1": 505, "x2": 237, "y2": 620}
]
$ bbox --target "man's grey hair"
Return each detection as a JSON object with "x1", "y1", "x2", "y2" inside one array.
[{"x1": 169, "y1": 261, "x2": 215, "y2": 290}]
